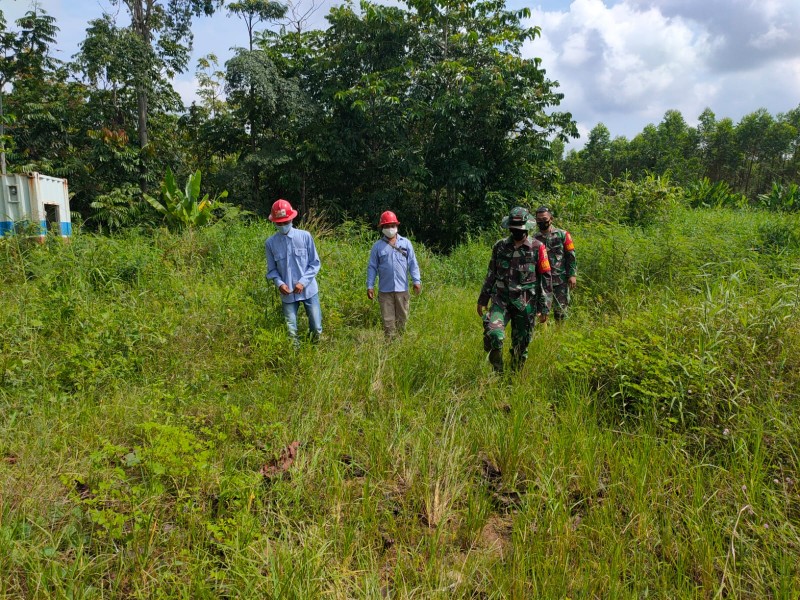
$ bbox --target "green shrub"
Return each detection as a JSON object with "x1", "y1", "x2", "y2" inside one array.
[
  {"x1": 613, "y1": 174, "x2": 685, "y2": 227},
  {"x1": 145, "y1": 168, "x2": 229, "y2": 231},
  {"x1": 539, "y1": 176, "x2": 685, "y2": 227},
  {"x1": 686, "y1": 177, "x2": 748, "y2": 209},
  {"x1": 537, "y1": 183, "x2": 608, "y2": 223},
  {"x1": 89, "y1": 184, "x2": 154, "y2": 232},
  {"x1": 757, "y1": 182, "x2": 800, "y2": 212},
  {"x1": 757, "y1": 219, "x2": 800, "y2": 253}
]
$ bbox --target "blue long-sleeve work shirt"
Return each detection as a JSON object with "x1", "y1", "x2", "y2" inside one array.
[
  {"x1": 266, "y1": 227, "x2": 321, "y2": 303},
  {"x1": 366, "y1": 235, "x2": 421, "y2": 293}
]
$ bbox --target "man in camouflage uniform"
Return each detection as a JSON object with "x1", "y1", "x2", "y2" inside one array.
[
  {"x1": 534, "y1": 206, "x2": 577, "y2": 321},
  {"x1": 477, "y1": 207, "x2": 553, "y2": 372}
]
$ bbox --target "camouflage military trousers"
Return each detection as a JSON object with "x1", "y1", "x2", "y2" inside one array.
[
  {"x1": 553, "y1": 282, "x2": 570, "y2": 320},
  {"x1": 483, "y1": 301, "x2": 535, "y2": 363}
]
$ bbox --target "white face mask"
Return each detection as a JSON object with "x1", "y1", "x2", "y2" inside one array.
[
  {"x1": 278, "y1": 223, "x2": 292, "y2": 234},
  {"x1": 382, "y1": 227, "x2": 398, "y2": 238}
]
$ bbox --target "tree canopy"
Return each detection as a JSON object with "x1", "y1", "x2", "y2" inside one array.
[{"x1": 2, "y1": 2, "x2": 799, "y2": 242}]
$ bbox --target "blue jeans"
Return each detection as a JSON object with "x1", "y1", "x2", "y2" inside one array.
[{"x1": 281, "y1": 293, "x2": 322, "y2": 345}]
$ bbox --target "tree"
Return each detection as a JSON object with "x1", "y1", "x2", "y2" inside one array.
[
  {"x1": 780, "y1": 105, "x2": 800, "y2": 184},
  {"x1": 759, "y1": 112, "x2": 796, "y2": 190},
  {"x1": 703, "y1": 116, "x2": 739, "y2": 185},
  {"x1": 736, "y1": 109, "x2": 774, "y2": 196},
  {"x1": 223, "y1": 49, "x2": 305, "y2": 209},
  {"x1": 580, "y1": 123, "x2": 611, "y2": 183},
  {"x1": 195, "y1": 54, "x2": 227, "y2": 117},
  {"x1": 402, "y1": 0, "x2": 577, "y2": 241},
  {"x1": 228, "y1": 0, "x2": 286, "y2": 51},
  {"x1": 111, "y1": 0, "x2": 222, "y2": 188},
  {"x1": 654, "y1": 110, "x2": 701, "y2": 184},
  {"x1": 73, "y1": 13, "x2": 184, "y2": 208},
  {"x1": 0, "y1": 8, "x2": 13, "y2": 174},
  {"x1": 280, "y1": 0, "x2": 577, "y2": 246},
  {"x1": 0, "y1": 9, "x2": 77, "y2": 177}
]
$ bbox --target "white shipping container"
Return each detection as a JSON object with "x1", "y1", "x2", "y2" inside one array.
[{"x1": 0, "y1": 172, "x2": 71, "y2": 238}]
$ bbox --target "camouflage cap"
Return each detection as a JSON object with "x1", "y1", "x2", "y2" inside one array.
[{"x1": 501, "y1": 206, "x2": 532, "y2": 230}]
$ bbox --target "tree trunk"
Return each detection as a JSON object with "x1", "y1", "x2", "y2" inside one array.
[
  {"x1": 743, "y1": 158, "x2": 753, "y2": 197},
  {"x1": 131, "y1": 0, "x2": 152, "y2": 192},
  {"x1": 137, "y1": 88, "x2": 149, "y2": 191}
]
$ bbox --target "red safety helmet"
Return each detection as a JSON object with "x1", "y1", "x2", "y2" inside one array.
[
  {"x1": 269, "y1": 199, "x2": 298, "y2": 223},
  {"x1": 378, "y1": 210, "x2": 400, "y2": 227}
]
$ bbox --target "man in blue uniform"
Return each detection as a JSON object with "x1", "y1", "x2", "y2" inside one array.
[
  {"x1": 366, "y1": 211, "x2": 422, "y2": 337},
  {"x1": 265, "y1": 199, "x2": 322, "y2": 346}
]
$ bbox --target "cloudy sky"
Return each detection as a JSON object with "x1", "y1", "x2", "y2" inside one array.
[
  {"x1": 523, "y1": 0, "x2": 800, "y2": 144},
  {"x1": 5, "y1": 0, "x2": 800, "y2": 148}
]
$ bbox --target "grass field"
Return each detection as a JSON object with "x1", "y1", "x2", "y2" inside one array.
[{"x1": 2, "y1": 209, "x2": 800, "y2": 598}]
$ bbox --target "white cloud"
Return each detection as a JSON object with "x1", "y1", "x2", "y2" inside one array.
[
  {"x1": 626, "y1": 0, "x2": 800, "y2": 70},
  {"x1": 750, "y1": 25, "x2": 791, "y2": 51},
  {"x1": 561, "y1": 32, "x2": 592, "y2": 67},
  {"x1": 525, "y1": 0, "x2": 800, "y2": 148}
]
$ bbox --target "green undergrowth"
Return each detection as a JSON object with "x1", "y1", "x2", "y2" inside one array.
[{"x1": 1, "y1": 209, "x2": 800, "y2": 597}]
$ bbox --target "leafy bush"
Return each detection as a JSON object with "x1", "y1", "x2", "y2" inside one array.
[
  {"x1": 613, "y1": 174, "x2": 686, "y2": 227},
  {"x1": 434, "y1": 236, "x2": 491, "y2": 287},
  {"x1": 538, "y1": 176, "x2": 685, "y2": 226},
  {"x1": 145, "y1": 168, "x2": 229, "y2": 231},
  {"x1": 89, "y1": 184, "x2": 154, "y2": 232},
  {"x1": 558, "y1": 268, "x2": 800, "y2": 428},
  {"x1": 686, "y1": 177, "x2": 748, "y2": 209},
  {"x1": 536, "y1": 183, "x2": 607, "y2": 224},
  {"x1": 758, "y1": 182, "x2": 800, "y2": 212},
  {"x1": 558, "y1": 318, "x2": 705, "y2": 426}
]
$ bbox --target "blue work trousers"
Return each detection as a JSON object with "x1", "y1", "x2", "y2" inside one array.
[{"x1": 281, "y1": 293, "x2": 322, "y2": 345}]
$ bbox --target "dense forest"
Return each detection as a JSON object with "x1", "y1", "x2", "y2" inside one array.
[{"x1": 3, "y1": 2, "x2": 798, "y2": 248}]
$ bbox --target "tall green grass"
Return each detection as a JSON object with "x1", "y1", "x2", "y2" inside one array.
[{"x1": 1, "y1": 210, "x2": 800, "y2": 597}]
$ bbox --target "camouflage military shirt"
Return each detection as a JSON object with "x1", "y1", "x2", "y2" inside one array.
[
  {"x1": 534, "y1": 227, "x2": 576, "y2": 282},
  {"x1": 478, "y1": 236, "x2": 553, "y2": 314}
]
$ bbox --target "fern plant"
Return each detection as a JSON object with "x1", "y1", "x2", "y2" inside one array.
[{"x1": 89, "y1": 184, "x2": 147, "y2": 232}]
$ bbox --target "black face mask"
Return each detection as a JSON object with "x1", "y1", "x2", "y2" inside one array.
[
  {"x1": 536, "y1": 220, "x2": 551, "y2": 231},
  {"x1": 511, "y1": 229, "x2": 527, "y2": 241}
]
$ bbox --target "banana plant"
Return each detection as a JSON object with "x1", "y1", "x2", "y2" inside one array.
[
  {"x1": 145, "y1": 168, "x2": 228, "y2": 231},
  {"x1": 758, "y1": 182, "x2": 800, "y2": 212}
]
